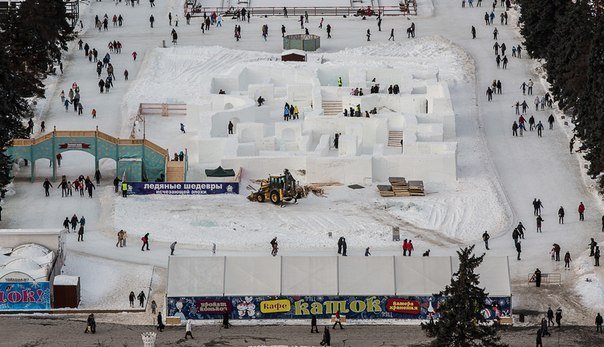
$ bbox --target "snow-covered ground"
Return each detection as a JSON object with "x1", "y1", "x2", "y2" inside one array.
[{"x1": 1, "y1": 0, "x2": 603, "y2": 324}]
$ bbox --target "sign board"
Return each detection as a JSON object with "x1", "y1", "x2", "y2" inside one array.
[
  {"x1": 127, "y1": 182, "x2": 239, "y2": 195},
  {"x1": 0, "y1": 282, "x2": 51, "y2": 311},
  {"x1": 59, "y1": 143, "x2": 90, "y2": 149},
  {"x1": 167, "y1": 295, "x2": 511, "y2": 321}
]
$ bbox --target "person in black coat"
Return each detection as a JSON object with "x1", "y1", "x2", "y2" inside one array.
[
  {"x1": 337, "y1": 237, "x2": 344, "y2": 254},
  {"x1": 85, "y1": 313, "x2": 96, "y2": 333},
  {"x1": 320, "y1": 326, "x2": 331, "y2": 346},
  {"x1": 157, "y1": 312, "x2": 165, "y2": 332},
  {"x1": 536, "y1": 328, "x2": 542, "y2": 347},
  {"x1": 222, "y1": 312, "x2": 231, "y2": 328},
  {"x1": 311, "y1": 314, "x2": 319, "y2": 333},
  {"x1": 534, "y1": 268, "x2": 541, "y2": 287}
]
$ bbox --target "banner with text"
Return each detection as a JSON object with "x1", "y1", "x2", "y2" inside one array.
[
  {"x1": 167, "y1": 295, "x2": 511, "y2": 321},
  {"x1": 128, "y1": 182, "x2": 239, "y2": 195},
  {"x1": 0, "y1": 282, "x2": 51, "y2": 311}
]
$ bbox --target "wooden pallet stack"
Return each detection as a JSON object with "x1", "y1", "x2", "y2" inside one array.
[
  {"x1": 377, "y1": 177, "x2": 425, "y2": 197},
  {"x1": 407, "y1": 180, "x2": 425, "y2": 196},
  {"x1": 389, "y1": 177, "x2": 409, "y2": 196}
]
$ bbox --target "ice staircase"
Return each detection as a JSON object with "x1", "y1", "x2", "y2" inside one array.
[
  {"x1": 387, "y1": 130, "x2": 403, "y2": 147},
  {"x1": 322, "y1": 100, "x2": 343, "y2": 116}
]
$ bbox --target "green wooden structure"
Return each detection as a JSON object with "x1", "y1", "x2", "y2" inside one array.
[
  {"x1": 283, "y1": 34, "x2": 320, "y2": 51},
  {"x1": 5, "y1": 128, "x2": 170, "y2": 182}
]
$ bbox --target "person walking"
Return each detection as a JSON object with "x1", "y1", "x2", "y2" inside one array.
[
  {"x1": 270, "y1": 237, "x2": 278, "y2": 256},
  {"x1": 121, "y1": 181, "x2": 128, "y2": 197},
  {"x1": 185, "y1": 319, "x2": 194, "y2": 339},
  {"x1": 471, "y1": 25, "x2": 476, "y2": 39},
  {"x1": 536, "y1": 328, "x2": 543, "y2": 347},
  {"x1": 595, "y1": 246, "x2": 600, "y2": 266},
  {"x1": 150, "y1": 15, "x2": 155, "y2": 28},
  {"x1": 43, "y1": 179, "x2": 53, "y2": 196},
  {"x1": 536, "y1": 121, "x2": 543, "y2": 137},
  {"x1": 564, "y1": 252, "x2": 572, "y2": 269},
  {"x1": 558, "y1": 206, "x2": 565, "y2": 224},
  {"x1": 138, "y1": 290, "x2": 146, "y2": 307},
  {"x1": 589, "y1": 238, "x2": 597, "y2": 256},
  {"x1": 332, "y1": 311, "x2": 343, "y2": 329},
  {"x1": 157, "y1": 312, "x2": 165, "y2": 332},
  {"x1": 141, "y1": 233, "x2": 150, "y2": 251},
  {"x1": 482, "y1": 231, "x2": 490, "y2": 250},
  {"x1": 170, "y1": 241, "x2": 177, "y2": 255},
  {"x1": 578, "y1": 202, "x2": 585, "y2": 221},
  {"x1": 311, "y1": 313, "x2": 319, "y2": 333},
  {"x1": 536, "y1": 215, "x2": 544, "y2": 233},
  {"x1": 129, "y1": 291, "x2": 135, "y2": 307},
  {"x1": 596, "y1": 313, "x2": 603, "y2": 333},
  {"x1": 551, "y1": 243, "x2": 561, "y2": 261},
  {"x1": 541, "y1": 317, "x2": 551, "y2": 336},
  {"x1": 77, "y1": 225, "x2": 84, "y2": 242},
  {"x1": 515, "y1": 240, "x2": 521, "y2": 260},
  {"x1": 388, "y1": 28, "x2": 394, "y2": 41},
  {"x1": 547, "y1": 307, "x2": 554, "y2": 326},
  {"x1": 320, "y1": 326, "x2": 331, "y2": 346},
  {"x1": 366, "y1": 29, "x2": 371, "y2": 41},
  {"x1": 555, "y1": 308, "x2": 562, "y2": 327},
  {"x1": 222, "y1": 312, "x2": 231, "y2": 328},
  {"x1": 365, "y1": 247, "x2": 371, "y2": 256}
]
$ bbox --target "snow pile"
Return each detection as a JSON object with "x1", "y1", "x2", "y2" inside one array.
[
  {"x1": 574, "y1": 252, "x2": 604, "y2": 313},
  {"x1": 330, "y1": 36, "x2": 474, "y2": 84}
]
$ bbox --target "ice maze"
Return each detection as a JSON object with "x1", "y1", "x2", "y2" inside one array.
[{"x1": 180, "y1": 61, "x2": 457, "y2": 187}]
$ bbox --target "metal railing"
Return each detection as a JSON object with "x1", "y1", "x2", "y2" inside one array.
[{"x1": 187, "y1": 2, "x2": 417, "y2": 17}]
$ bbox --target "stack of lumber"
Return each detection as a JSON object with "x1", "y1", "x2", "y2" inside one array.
[
  {"x1": 407, "y1": 180, "x2": 425, "y2": 196},
  {"x1": 377, "y1": 177, "x2": 425, "y2": 197},
  {"x1": 377, "y1": 185, "x2": 395, "y2": 197},
  {"x1": 389, "y1": 177, "x2": 409, "y2": 196}
]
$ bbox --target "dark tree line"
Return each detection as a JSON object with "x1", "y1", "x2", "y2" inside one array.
[
  {"x1": 0, "y1": 0, "x2": 73, "y2": 189},
  {"x1": 519, "y1": 0, "x2": 604, "y2": 186}
]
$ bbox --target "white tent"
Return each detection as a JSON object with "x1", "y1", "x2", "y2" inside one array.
[
  {"x1": 395, "y1": 256, "x2": 452, "y2": 296},
  {"x1": 224, "y1": 256, "x2": 281, "y2": 296},
  {"x1": 281, "y1": 256, "x2": 338, "y2": 296},
  {"x1": 167, "y1": 256, "x2": 511, "y2": 298},
  {"x1": 338, "y1": 256, "x2": 395, "y2": 295},
  {"x1": 451, "y1": 256, "x2": 512, "y2": 296},
  {"x1": 167, "y1": 256, "x2": 225, "y2": 296}
]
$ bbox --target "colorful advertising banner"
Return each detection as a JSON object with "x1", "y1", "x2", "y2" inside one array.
[
  {"x1": 127, "y1": 182, "x2": 239, "y2": 195},
  {"x1": 0, "y1": 282, "x2": 51, "y2": 311},
  {"x1": 167, "y1": 295, "x2": 511, "y2": 321}
]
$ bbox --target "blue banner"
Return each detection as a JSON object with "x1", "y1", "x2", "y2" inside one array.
[
  {"x1": 0, "y1": 282, "x2": 51, "y2": 311},
  {"x1": 127, "y1": 182, "x2": 239, "y2": 195},
  {"x1": 167, "y1": 295, "x2": 511, "y2": 321}
]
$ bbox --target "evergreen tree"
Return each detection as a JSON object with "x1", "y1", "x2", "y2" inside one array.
[
  {"x1": 518, "y1": 0, "x2": 569, "y2": 59},
  {"x1": 576, "y1": 12, "x2": 604, "y2": 183},
  {"x1": 421, "y1": 246, "x2": 506, "y2": 347},
  {"x1": 2, "y1": 0, "x2": 74, "y2": 98},
  {"x1": 0, "y1": 47, "x2": 31, "y2": 189},
  {"x1": 0, "y1": 0, "x2": 74, "y2": 190},
  {"x1": 545, "y1": 0, "x2": 593, "y2": 112}
]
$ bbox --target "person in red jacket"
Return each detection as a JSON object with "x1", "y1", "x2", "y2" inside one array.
[
  {"x1": 578, "y1": 202, "x2": 585, "y2": 221},
  {"x1": 407, "y1": 240, "x2": 414, "y2": 256},
  {"x1": 402, "y1": 239, "x2": 408, "y2": 256}
]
